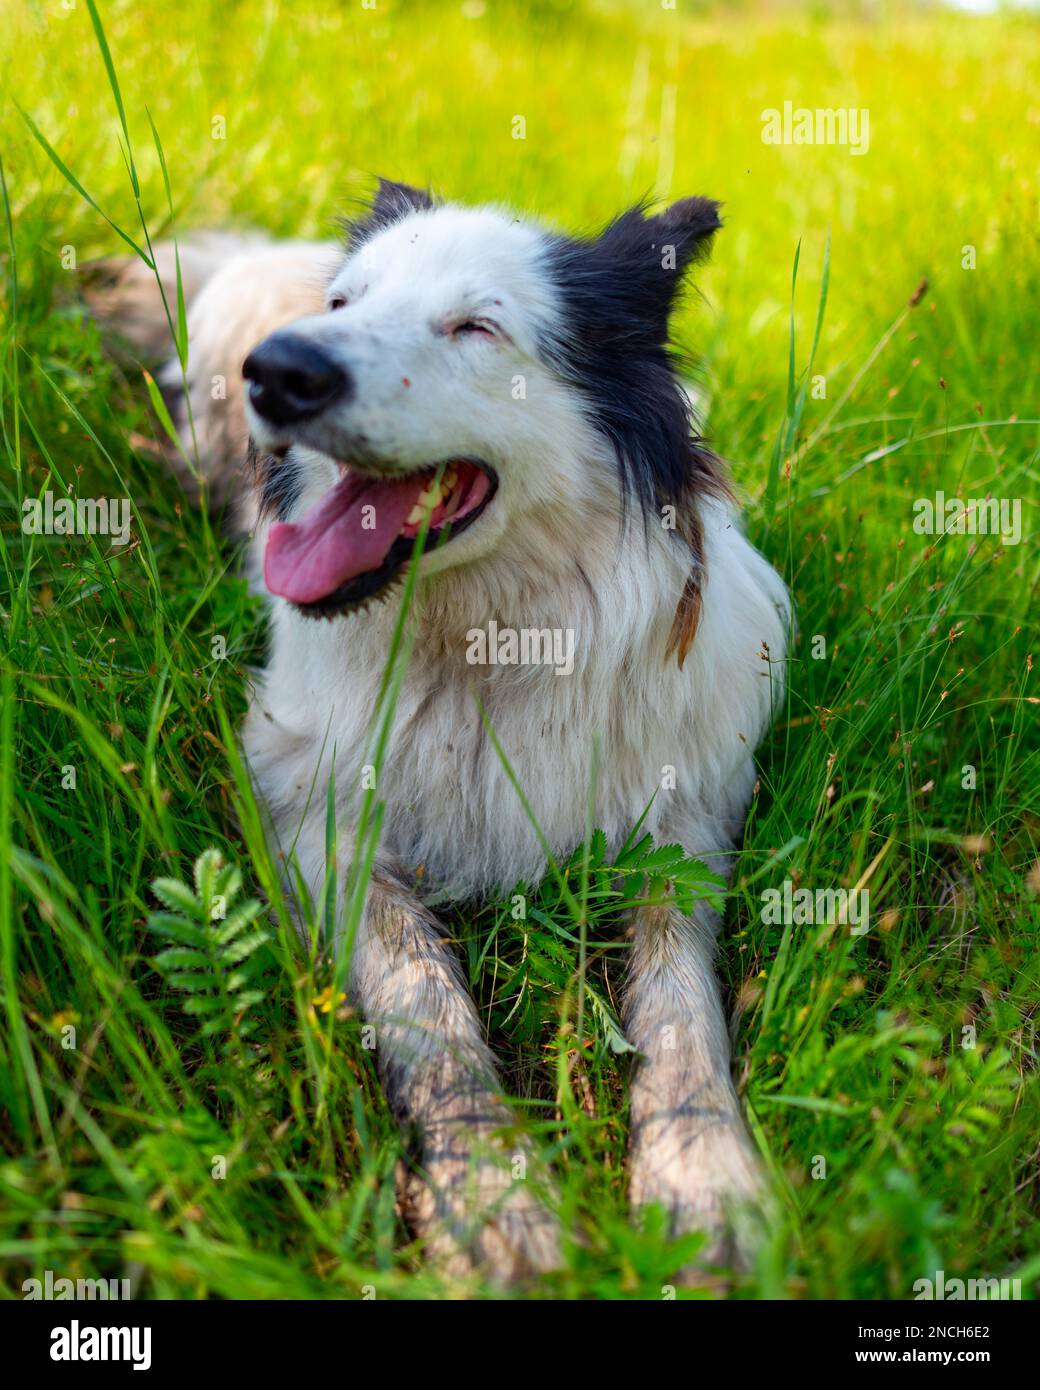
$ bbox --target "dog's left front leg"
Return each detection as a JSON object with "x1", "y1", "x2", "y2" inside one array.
[
  {"x1": 350, "y1": 870, "x2": 559, "y2": 1282},
  {"x1": 624, "y1": 903, "x2": 763, "y2": 1271}
]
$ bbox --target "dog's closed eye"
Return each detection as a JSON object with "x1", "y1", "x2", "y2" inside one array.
[{"x1": 443, "y1": 315, "x2": 502, "y2": 341}]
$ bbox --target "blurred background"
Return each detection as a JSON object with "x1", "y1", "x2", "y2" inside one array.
[{"x1": 5, "y1": 0, "x2": 1038, "y2": 482}]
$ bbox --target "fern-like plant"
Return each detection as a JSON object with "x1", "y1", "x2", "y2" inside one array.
[{"x1": 148, "y1": 848, "x2": 271, "y2": 1057}]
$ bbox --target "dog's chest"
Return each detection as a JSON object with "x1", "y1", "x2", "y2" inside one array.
[
  {"x1": 377, "y1": 669, "x2": 635, "y2": 895},
  {"x1": 245, "y1": 621, "x2": 685, "y2": 901}
]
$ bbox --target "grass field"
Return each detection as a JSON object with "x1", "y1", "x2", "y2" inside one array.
[{"x1": 1, "y1": 0, "x2": 1038, "y2": 1300}]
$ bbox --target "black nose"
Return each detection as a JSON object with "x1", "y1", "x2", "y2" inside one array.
[{"x1": 242, "y1": 332, "x2": 350, "y2": 426}]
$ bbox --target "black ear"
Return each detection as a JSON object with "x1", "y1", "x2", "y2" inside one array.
[
  {"x1": 344, "y1": 178, "x2": 436, "y2": 248},
  {"x1": 595, "y1": 196, "x2": 722, "y2": 327},
  {"x1": 540, "y1": 196, "x2": 725, "y2": 524},
  {"x1": 648, "y1": 196, "x2": 722, "y2": 273}
]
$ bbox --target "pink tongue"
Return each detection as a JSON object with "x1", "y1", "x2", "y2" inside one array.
[{"x1": 264, "y1": 470, "x2": 424, "y2": 604}]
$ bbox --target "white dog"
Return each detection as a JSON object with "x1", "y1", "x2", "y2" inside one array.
[{"x1": 96, "y1": 180, "x2": 790, "y2": 1283}]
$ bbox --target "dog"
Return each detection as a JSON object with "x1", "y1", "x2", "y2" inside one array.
[{"x1": 93, "y1": 179, "x2": 791, "y2": 1284}]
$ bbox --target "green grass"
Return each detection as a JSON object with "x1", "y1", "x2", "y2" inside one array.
[{"x1": 1, "y1": 0, "x2": 1039, "y2": 1299}]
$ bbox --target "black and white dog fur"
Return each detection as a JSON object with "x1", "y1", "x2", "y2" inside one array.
[{"x1": 97, "y1": 180, "x2": 790, "y2": 1283}]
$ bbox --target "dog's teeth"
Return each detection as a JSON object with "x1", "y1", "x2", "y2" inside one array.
[
  {"x1": 405, "y1": 475, "x2": 456, "y2": 528},
  {"x1": 417, "y1": 478, "x2": 454, "y2": 510}
]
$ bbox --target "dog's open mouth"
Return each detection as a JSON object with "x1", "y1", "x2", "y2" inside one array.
[{"x1": 263, "y1": 457, "x2": 497, "y2": 614}]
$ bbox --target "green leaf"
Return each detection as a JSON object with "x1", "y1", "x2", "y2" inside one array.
[
  {"x1": 167, "y1": 971, "x2": 222, "y2": 991},
  {"x1": 214, "y1": 863, "x2": 243, "y2": 904},
  {"x1": 221, "y1": 930, "x2": 270, "y2": 965},
  {"x1": 146, "y1": 912, "x2": 206, "y2": 946},
  {"x1": 153, "y1": 947, "x2": 210, "y2": 971},
  {"x1": 84, "y1": 0, "x2": 138, "y2": 194},
  {"x1": 182, "y1": 995, "x2": 228, "y2": 1016},
  {"x1": 230, "y1": 990, "x2": 265, "y2": 1013},
  {"x1": 586, "y1": 986, "x2": 638, "y2": 1055},
  {"x1": 613, "y1": 833, "x2": 654, "y2": 869},
  {"x1": 213, "y1": 899, "x2": 263, "y2": 947},
  {"x1": 151, "y1": 878, "x2": 203, "y2": 919},
  {"x1": 194, "y1": 847, "x2": 223, "y2": 906},
  {"x1": 628, "y1": 843, "x2": 686, "y2": 874}
]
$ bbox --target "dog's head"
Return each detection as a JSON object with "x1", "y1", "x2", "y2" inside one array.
[{"x1": 244, "y1": 179, "x2": 725, "y2": 617}]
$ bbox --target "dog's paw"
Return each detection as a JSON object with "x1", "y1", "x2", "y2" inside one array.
[
  {"x1": 628, "y1": 1121, "x2": 765, "y2": 1277},
  {"x1": 397, "y1": 1142, "x2": 561, "y2": 1287}
]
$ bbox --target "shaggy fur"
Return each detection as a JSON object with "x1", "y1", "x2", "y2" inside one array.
[{"x1": 93, "y1": 180, "x2": 790, "y2": 1282}]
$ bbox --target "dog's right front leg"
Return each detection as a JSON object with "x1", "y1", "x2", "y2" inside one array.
[{"x1": 348, "y1": 870, "x2": 559, "y2": 1283}]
